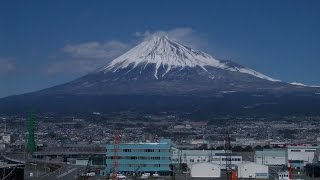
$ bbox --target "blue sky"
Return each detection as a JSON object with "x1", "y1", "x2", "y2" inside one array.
[{"x1": 1, "y1": 0, "x2": 320, "y2": 97}]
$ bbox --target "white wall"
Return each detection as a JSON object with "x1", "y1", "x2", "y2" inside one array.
[
  {"x1": 190, "y1": 163, "x2": 221, "y2": 177},
  {"x1": 287, "y1": 147, "x2": 316, "y2": 167},
  {"x1": 76, "y1": 159, "x2": 90, "y2": 166},
  {"x1": 256, "y1": 156, "x2": 286, "y2": 166},
  {"x1": 181, "y1": 155, "x2": 242, "y2": 169},
  {"x1": 237, "y1": 162, "x2": 268, "y2": 179}
]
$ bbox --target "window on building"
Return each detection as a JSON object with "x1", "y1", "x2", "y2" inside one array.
[
  {"x1": 305, "y1": 150, "x2": 316, "y2": 152},
  {"x1": 145, "y1": 149, "x2": 155, "y2": 152},
  {"x1": 123, "y1": 149, "x2": 132, "y2": 152},
  {"x1": 291, "y1": 150, "x2": 301, "y2": 152}
]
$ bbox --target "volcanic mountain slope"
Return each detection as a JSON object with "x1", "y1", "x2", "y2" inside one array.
[
  {"x1": 37, "y1": 36, "x2": 314, "y2": 96},
  {"x1": 1, "y1": 36, "x2": 320, "y2": 114}
]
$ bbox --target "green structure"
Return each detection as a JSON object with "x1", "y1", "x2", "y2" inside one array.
[{"x1": 26, "y1": 111, "x2": 36, "y2": 153}]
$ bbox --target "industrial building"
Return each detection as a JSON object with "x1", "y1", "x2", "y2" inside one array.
[
  {"x1": 286, "y1": 146, "x2": 320, "y2": 168},
  {"x1": 255, "y1": 149, "x2": 286, "y2": 166},
  {"x1": 237, "y1": 162, "x2": 269, "y2": 179},
  {"x1": 190, "y1": 162, "x2": 221, "y2": 178},
  {"x1": 171, "y1": 148, "x2": 242, "y2": 169},
  {"x1": 103, "y1": 139, "x2": 172, "y2": 176}
]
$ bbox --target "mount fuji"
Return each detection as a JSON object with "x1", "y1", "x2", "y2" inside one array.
[{"x1": 1, "y1": 36, "x2": 320, "y2": 115}]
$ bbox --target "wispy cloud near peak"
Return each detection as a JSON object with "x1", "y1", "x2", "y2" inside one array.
[
  {"x1": 48, "y1": 27, "x2": 209, "y2": 75},
  {"x1": 0, "y1": 57, "x2": 16, "y2": 74},
  {"x1": 134, "y1": 27, "x2": 210, "y2": 51}
]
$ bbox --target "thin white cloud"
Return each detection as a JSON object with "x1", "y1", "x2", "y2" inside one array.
[
  {"x1": 0, "y1": 57, "x2": 16, "y2": 74},
  {"x1": 48, "y1": 27, "x2": 209, "y2": 74},
  {"x1": 63, "y1": 40, "x2": 129, "y2": 59},
  {"x1": 134, "y1": 27, "x2": 210, "y2": 51},
  {"x1": 47, "y1": 40, "x2": 131, "y2": 74}
]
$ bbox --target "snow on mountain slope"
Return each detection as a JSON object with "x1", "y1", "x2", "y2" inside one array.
[
  {"x1": 290, "y1": 82, "x2": 307, "y2": 86},
  {"x1": 100, "y1": 36, "x2": 280, "y2": 81},
  {"x1": 290, "y1": 82, "x2": 320, "y2": 88}
]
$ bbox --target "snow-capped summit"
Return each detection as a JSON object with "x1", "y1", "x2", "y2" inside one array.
[{"x1": 100, "y1": 36, "x2": 279, "y2": 81}]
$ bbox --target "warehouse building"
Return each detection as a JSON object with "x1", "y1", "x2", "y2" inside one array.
[
  {"x1": 237, "y1": 162, "x2": 269, "y2": 179},
  {"x1": 103, "y1": 139, "x2": 172, "y2": 176},
  {"x1": 255, "y1": 149, "x2": 286, "y2": 166},
  {"x1": 171, "y1": 148, "x2": 242, "y2": 169},
  {"x1": 286, "y1": 146, "x2": 320, "y2": 168}
]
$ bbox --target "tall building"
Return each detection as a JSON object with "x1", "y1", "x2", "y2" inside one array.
[{"x1": 103, "y1": 139, "x2": 172, "y2": 176}]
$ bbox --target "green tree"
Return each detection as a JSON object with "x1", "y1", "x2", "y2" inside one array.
[
  {"x1": 215, "y1": 146, "x2": 224, "y2": 150},
  {"x1": 232, "y1": 146, "x2": 243, "y2": 152},
  {"x1": 244, "y1": 146, "x2": 253, "y2": 152},
  {"x1": 263, "y1": 145, "x2": 272, "y2": 149},
  {"x1": 254, "y1": 145, "x2": 263, "y2": 151}
]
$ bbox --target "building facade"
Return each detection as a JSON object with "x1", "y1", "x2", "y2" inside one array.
[
  {"x1": 171, "y1": 148, "x2": 242, "y2": 169},
  {"x1": 255, "y1": 149, "x2": 286, "y2": 166},
  {"x1": 286, "y1": 146, "x2": 320, "y2": 168},
  {"x1": 104, "y1": 139, "x2": 172, "y2": 176}
]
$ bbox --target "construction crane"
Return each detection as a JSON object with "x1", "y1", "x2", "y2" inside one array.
[
  {"x1": 112, "y1": 129, "x2": 119, "y2": 180},
  {"x1": 225, "y1": 132, "x2": 237, "y2": 180}
]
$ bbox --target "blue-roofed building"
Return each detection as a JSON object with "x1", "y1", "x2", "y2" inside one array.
[{"x1": 102, "y1": 139, "x2": 172, "y2": 176}]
